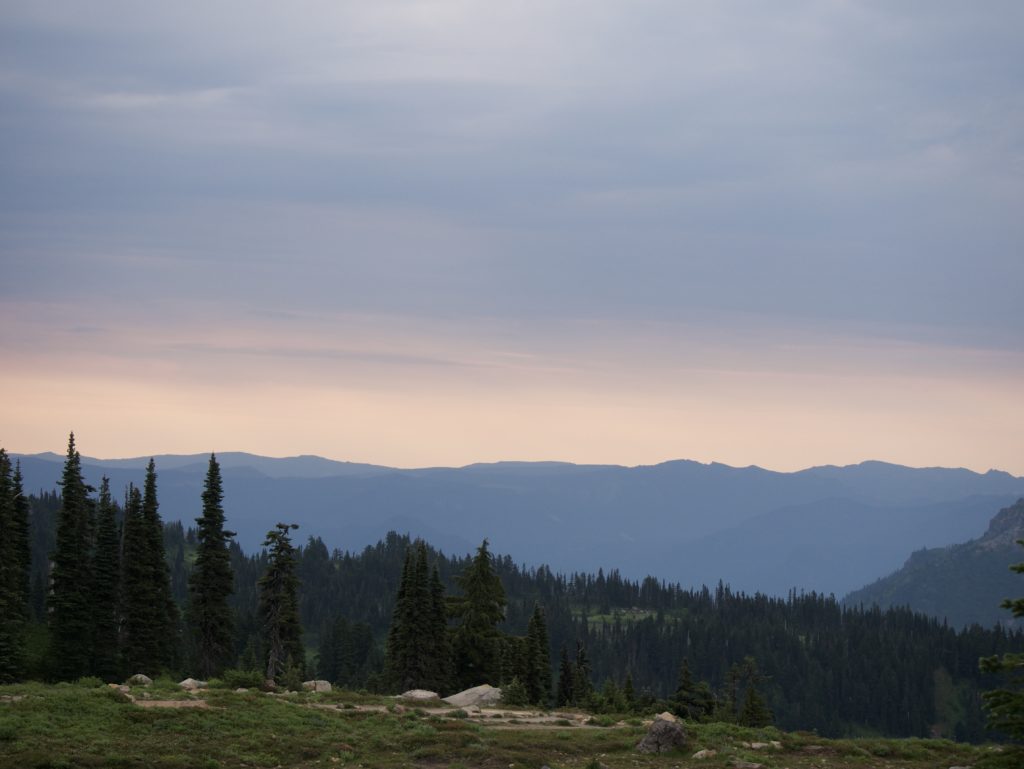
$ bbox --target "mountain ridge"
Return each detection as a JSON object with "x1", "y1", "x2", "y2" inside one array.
[{"x1": 13, "y1": 450, "x2": 1024, "y2": 599}]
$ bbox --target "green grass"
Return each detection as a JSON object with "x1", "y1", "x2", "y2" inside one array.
[{"x1": 0, "y1": 682, "x2": 1015, "y2": 769}]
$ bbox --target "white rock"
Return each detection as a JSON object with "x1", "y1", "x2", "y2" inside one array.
[
  {"x1": 655, "y1": 711, "x2": 678, "y2": 722},
  {"x1": 302, "y1": 679, "x2": 333, "y2": 693},
  {"x1": 400, "y1": 689, "x2": 441, "y2": 701},
  {"x1": 178, "y1": 678, "x2": 208, "y2": 691},
  {"x1": 692, "y1": 749, "x2": 717, "y2": 759},
  {"x1": 442, "y1": 684, "x2": 503, "y2": 708}
]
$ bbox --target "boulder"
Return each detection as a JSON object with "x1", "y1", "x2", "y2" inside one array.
[
  {"x1": 692, "y1": 749, "x2": 717, "y2": 759},
  {"x1": 302, "y1": 680, "x2": 333, "y2": 693},
  {"x1": 400, "y1": 689, "x2": 441, "y2": 701},
  {"x1": 635, "y1": 717, "x2": 687, "y2": 754},
  {"x1": 730, "y1": 760, "x2": 764, "y2": 769},
  {"x1": 178, "y1": 678, "x2": 207, "y2": 691},
  {"x1": 127, "y1": 674, "x2": 152, "y2": 686},
  {"x1": 655, "y1": 711, "x2": 678, "y2": 722},
  {"x1": 442, "y1": 684, "x2": 503, "y2": 708}
]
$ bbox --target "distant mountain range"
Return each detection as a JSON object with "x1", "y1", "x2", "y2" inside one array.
[
  {"x1": 14, "y1": 451, "x2": 1024, "y2": 598},
  {"x1": 844, "y1": 498, "x2": 1024, "y2": 628}
]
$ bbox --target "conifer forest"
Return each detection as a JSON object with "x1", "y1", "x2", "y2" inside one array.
[{"x1": 2, "y1": 435, "x2": 1022, "y2": 744}]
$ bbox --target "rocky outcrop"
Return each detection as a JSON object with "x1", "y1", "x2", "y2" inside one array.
[
  {"x1": 442, "y1": 684, "x2": 502, "y2": 708},
  {"x1": 635, "y1": 717, "x2": 687, "y2": 753}
]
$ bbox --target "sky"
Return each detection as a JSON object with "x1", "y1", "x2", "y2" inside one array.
[{"x1": 1, "y1": 1, "x2": 1022, "y2": 473}]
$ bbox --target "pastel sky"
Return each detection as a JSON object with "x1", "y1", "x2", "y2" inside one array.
[{"x1": 2, "y1": 1, "x2": 1022, "y2": 472}]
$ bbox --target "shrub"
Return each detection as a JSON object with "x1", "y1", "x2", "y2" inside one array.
[{"x1": 220, "y1": 669, "x2": 264, "y2": 689}]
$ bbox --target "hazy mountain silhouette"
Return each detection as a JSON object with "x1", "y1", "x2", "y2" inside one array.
[{"x1": 15, "y1": 452, "x2": 1024, "y2": 596}]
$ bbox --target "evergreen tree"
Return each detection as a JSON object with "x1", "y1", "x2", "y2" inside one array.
[
  {"x1": 426, "y1": 564, "x2": 452, "y2": 692},
  {"x1": 121, "y1": 484, "x2": 158, "y2": 674},
  {"x1": 187, "y1": 454, "x2": 236, "y2": 679},
  {"x1": 623, "y1": 671, "x2": 637, "y2": 712},
  {"x1": 450, "y1": 539, "x2": 507, "y2": 689},
  {"x1": 525, "y1": 604, "x2": 551, "y2": 705},
  {"x1": 0, "y1": 449, "x2": 27, "y2": 682},
  {"x1": 11, "y1": 461, "x2": 30, "y2": 615},
  {"x1": 91, "y1": 478, "x2": 121, "y2": 681},
  {"x1": 141, "y1": 459, "x2": 180, "y2": 670},
  {"x1": 672, "y1": 658, "x2": 715, "y2": 721},
  {"x1": 572, "y1": 640, "x2": 593, "y2": 706},
  {"x1": 385, "y1": 542, "x2": 450, "y2": 692},
  {"x1": 259, "y1": 523, "x2": 303, "y2": 682},
  {"x1": 47, "y1": 433, "x2": 95, "y2": 681},
  {"x1": 980, "y1": 533, "x2": 1024, "y2": 740},
  {"x1": 556, "y1": 644, "x2": 574, "y2": 706}
]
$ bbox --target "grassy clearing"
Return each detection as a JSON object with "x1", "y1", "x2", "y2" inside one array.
[{"x1": 0, "y1": 682, "x2": 1017, "y2": 769}]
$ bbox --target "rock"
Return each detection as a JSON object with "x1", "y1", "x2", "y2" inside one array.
[
  {"x1": 948, "y1": 766, "x2": 973, "y2": 769},
  {"x1": 635, "y1": 718, "x2": 687, "y2": 754},
  {"x1": 400, "y1": 689, "x2": 441, "y2": 701},
  {"x1": 178, "y1": 678, "x2": 207, "y2": 691},
  {"x1": 442, "y1": 684, "x2": 503, "y2": 708},
  {"x1": 127, "y1": 674, "x2": 152, "y2": 686},
  {"x1": 730, "y1": 761, "x2": 764, "y2": 769},
  {"x1": 769, "y1": 741, "x2": 782, "y2": 749},
  {"x1": 655, "y1": 711, "x2": 678, "y2": 722},
  {"x1": 749, "y1": 742, "x2": 772, "y2": 750},
  {"x1": 692, "y1": 749, "x2": 717, "y2": 759},
  {"x1": 302, "y1": 680, "x2": 333, "y2": 693},
  {"x1": 234, "y1": 688, "x2": 249, "y2": 693}
]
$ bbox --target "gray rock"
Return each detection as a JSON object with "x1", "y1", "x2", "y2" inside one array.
[
  {"x1": 692, "y1": 749, "x2": 717, "y2": 759},
  {"x1": 178, "y1": 678, "x2": 207, "y2": 691},
  {"x1": 730, "y1": 761, "x2": 764, "y2": 769},
  {"x1": 400, "y1": 689, "x2": 441, "y2": 700},
  {"x1": 302, "y1": 679, "x2": 333, "y2": 693},
  {"x1": 635, "y1": 718, "x2": 687, "y2": 754},
  {"x1": 442, "y1": 684, "x2": 503, "y2": 708},
  {"x1": 127, "y1": 674, "x2": 152, "y2": 686}
]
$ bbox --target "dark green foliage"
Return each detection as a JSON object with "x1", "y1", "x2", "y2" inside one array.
[
  {"x1": 384, "y1": 542, "x2": 451, "y2": 693},
  {"x1": 141, "y1": 459, "x2": 180, "y2": 669},
  {"x1": 556, "y1": 644, "x2": 574, "y2": 706},
  {"x1": 259, "y1": 523, "x2": 304, "y2": 682},
  {"x1": 502, "y1": 675, "x2": 529, "y2": 706},
  {"x1": 673, "y1": 658, "x2": 716, "y2": 721},
  {"x1": 187, "y1": 454, "x2": 236, "y2": 679},
  {"x1": 572, "y1": 640, "x2": 593, "y2": 705},
  {"x1": 317, "y1": 616, "x2": 378, "y2": 686},
  {"x1": 47, "y1": 434, "x2": 95, "y2": 681},
  {"x1": 0, "y1": 449, "x2": 29, "y2": 682},
  {"x1": 525, "y1": 604, "x2": 551, "y2": 705},
  {"x1": 90, "y1": 478, "x2": 121, "y2": 681},
  {"x1": 980, "y1": 533, "x2": 1024, "y2": 740},
  {"x1": 450, "y1": 539, "x2": 507, "y2": 689},
  {"x1": 120, "y1": 485, "x2": 152, "y2": 673}
]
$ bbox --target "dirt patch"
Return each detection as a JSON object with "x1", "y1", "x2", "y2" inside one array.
[{"x1": 135, "y1": 699, "x2": 210, "y2": 709}]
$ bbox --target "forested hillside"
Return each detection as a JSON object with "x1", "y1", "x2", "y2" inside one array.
[
  {"x1": 22, "y1": 490, "x2": 1022, "y2": 742},
  {"x1": 845, "y1": 499, "x2": 1024, "y2": 628}
]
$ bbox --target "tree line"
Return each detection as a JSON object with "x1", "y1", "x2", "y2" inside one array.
[{"x1": 3, "y1": 435, "x2": 1023, "y2": 742}]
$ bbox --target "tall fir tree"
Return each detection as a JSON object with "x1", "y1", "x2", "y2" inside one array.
[
  {"x1": 11, "y1": 461, "x2": 31, "y2": 616},
  {"x1": 187, "y1": 454, "x2": 236, "y2": 679},
  {"x1": 47, "y1": 433, "x2": 95, "y2": 681},
  {"x1": 91, "y1": 478, "x2": 121, "y2": 681},
  {"x1": 450, "y1": 539, "x2": 507, "y2": 689},
  {"x1": 384, "y1": 542, "x2": 451, "y2": 692},
  {"x1": 0, "y1": 449, "x2": 28, "y2": 682},
  {"x1": 672, "y1": 658, "x2": 716, "y2": 721},
  {"x1": 121, "y1": 484, "x2": 158, "y2": 674},
  {"x1": 259, "y1": 523, "x2": 304, "y2": 682},
  {"x1": 141, "y1": 459, "x2": 180, "y2": 670},
  {"x1": 525, "y1": 604, "x2": 551, "y2": 705},
  {"x1": 556, "y1": 644, "x2": 574, "y2": 706}
]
